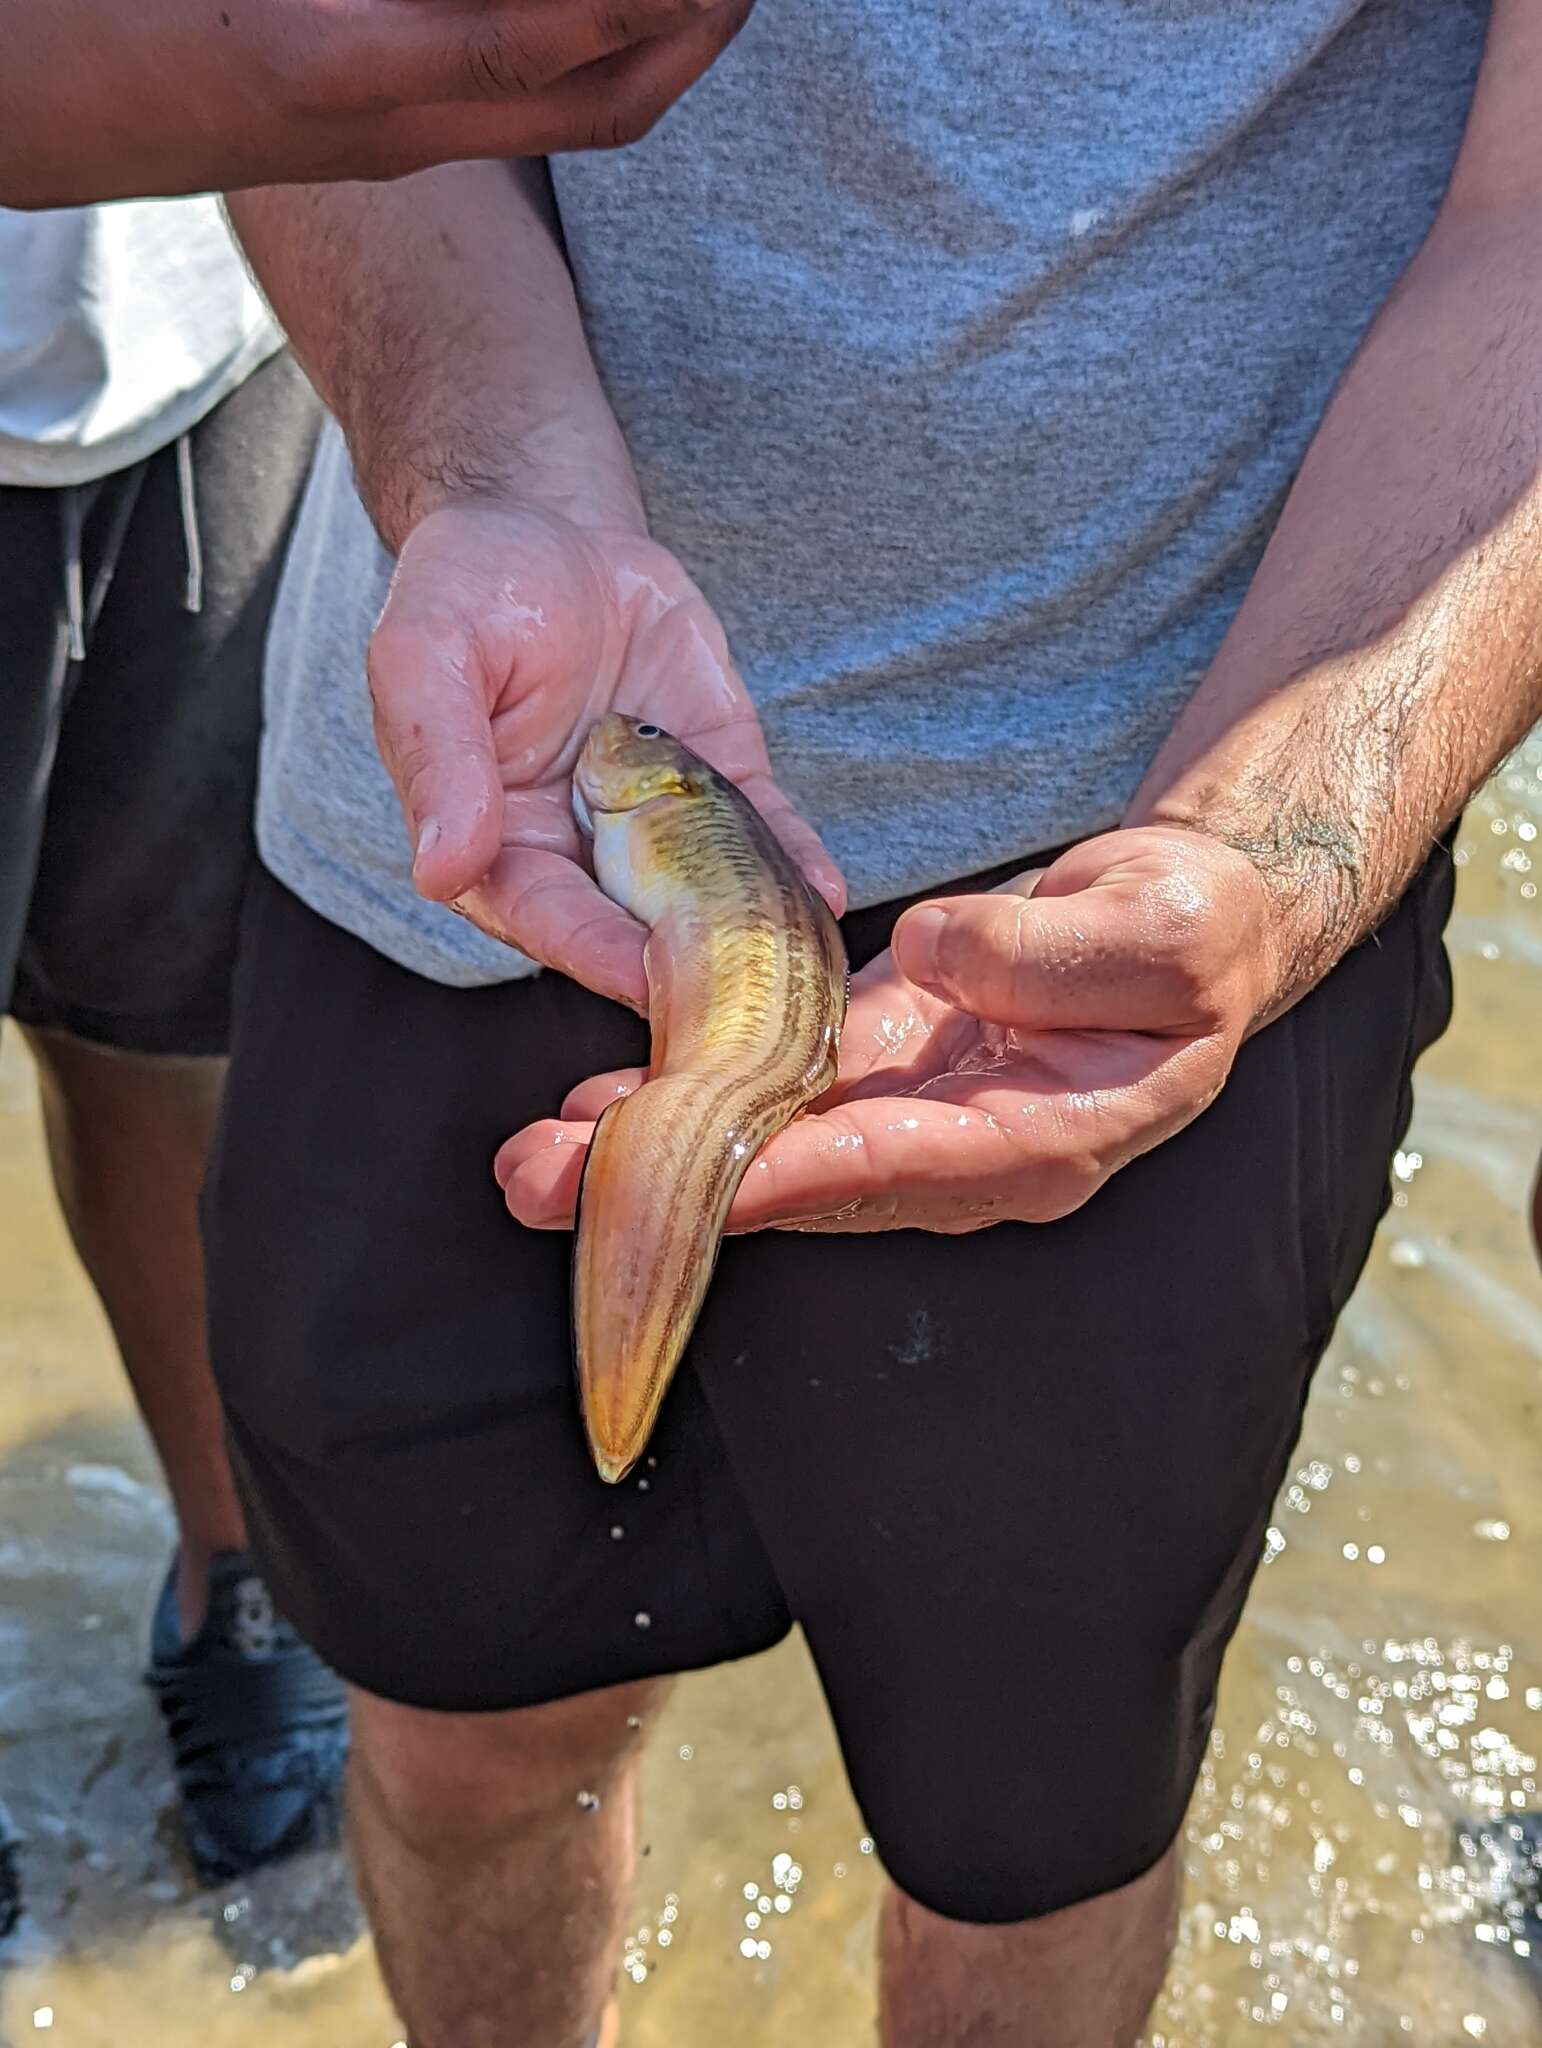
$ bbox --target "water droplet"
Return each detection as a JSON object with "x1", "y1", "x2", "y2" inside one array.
[
  {"x1": 610, "y1": 1525, "x2": 625, "y2": 1540},
  {"x1": 739, "y1": 1937, "x2": 759, "y2": 1959},
  {"x1": 859, "y1": 1836, "x2": 875, "y2": 1855},
  {"x1": 637, "y1": 1478, "x2": 651, "y2": 1493},
  {"x1": 1474, "y1": 1519, "x2": 1510, "y2": 1542},
  {"x1": 634, "y1": 1611, "x2": 652, "y2": 1629},
  {"x1": 1367, "y1": 1545, "x2": 1386, "y2": 1564},
  {"x1": 678, "y1": 1744, "x2": 694, "y2": 1761},
  {"x1": 577, "y1": 1789, "x2": 602, "y2": 1813},
  {"x1": 32, "y1": 2014, "x2": 54, "y2": 2033}
]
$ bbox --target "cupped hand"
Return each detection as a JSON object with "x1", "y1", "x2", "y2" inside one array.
[
  {"x1": 496, "y1": 826, "x2": 1285, "y2": 1232},
  {"x1": 366, "y1": 496, "x2": 844, "y2": 1010}
]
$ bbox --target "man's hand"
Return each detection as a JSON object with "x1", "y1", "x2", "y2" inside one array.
[
  {"x1": 368, "y1": 495, "x2": 844, "y2": 1010},
  {"x1": 3, "y1": 0, "x2": 751, "y2": 208},
  {"x1": 495, "y1": 826, "x2": 1284, "y2": 1232}
]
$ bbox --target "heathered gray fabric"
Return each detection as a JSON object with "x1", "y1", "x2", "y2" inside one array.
[{"x1": 258, "y1": 0, "x2": 1488, "y2": 988}]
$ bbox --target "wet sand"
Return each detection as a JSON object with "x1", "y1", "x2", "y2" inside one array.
[{"x1": 0, "y1": 745, "x2": 1538, "y2": 2045}]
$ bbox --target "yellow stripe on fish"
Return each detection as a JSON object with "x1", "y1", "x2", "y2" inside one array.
[{"x1": 571, "y1": 715, "x2": 848, "y2": 1483}]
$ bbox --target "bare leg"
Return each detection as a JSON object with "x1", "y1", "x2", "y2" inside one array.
[
  {"x1": 23, "y1": 1025, "x2": 246, "y2": 1635},
  {"x1": 878, "y1": 1840, "x2": 1180, "y2": 2048},
  {"x1": 349, "y1": 1679, "x2": 666, "y2": 2048}
]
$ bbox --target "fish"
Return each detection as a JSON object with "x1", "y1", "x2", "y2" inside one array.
[{"x1": 570, "y1": 714, "x2": 848, "y2": 1483}]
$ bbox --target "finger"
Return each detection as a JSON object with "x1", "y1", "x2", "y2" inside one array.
[
  {"x1": 560, "y1": 1066, "x2": 647, "y2": 1120},
  {"x1": 366, "y1": 607, "x2": 504, "y2": 904},
  {"x1": 891, "y1": 881, "x2": 1212, "y2": 1035},
  {"x1": 500, "y1": 1096, "x2": 1001, "y2": 1234},
  {"x1": 367, "y1": 0, "x2": 741, "y2": 107},
  {"x1": 734, "y1": 770, "x2": 847, "y2": 918},
  {"x1": 386, "y1": 3, "x2": 753, "y2": 159},
  {"x1": 499, "y1": 1118, "x2": 593, "y2": 1223},
  {"x1": 460, "y1": 845, "x2": 650, "y2": 1010},
  {"x1": 455, "y1": 0, "x2": 742, "y2": 96}
]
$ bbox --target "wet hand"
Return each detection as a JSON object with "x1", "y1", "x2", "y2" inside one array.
[
  {"x1": 367, "y1": 496, "x2": 843, "y2": 1010},
  {"x1": 497, "y1": 826, "x2": 1282, "y2": 1231}
]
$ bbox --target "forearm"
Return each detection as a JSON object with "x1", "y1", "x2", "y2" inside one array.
[
  {"x1": 1129, "y1": 205, "x2": 1542, "y2": 1016},
  {"x1": 226, "y1": 161, "x2": 642, "y2": 549},
  {"x1": 2, "y1": 0, "x2": 259, "y2": 206}
]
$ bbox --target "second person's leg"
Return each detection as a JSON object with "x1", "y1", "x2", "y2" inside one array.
[{"x1": 10, "y1": 352, "x2": 341, "y2": 1877}]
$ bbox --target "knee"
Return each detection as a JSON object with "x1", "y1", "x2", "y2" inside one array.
[{"x1": 351, "y1": 1679, "x2": 667, "y2": 1858}]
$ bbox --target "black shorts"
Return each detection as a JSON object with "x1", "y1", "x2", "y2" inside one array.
[
  {"x1": 0, "y1": 351, "x2": 320, "y2": 1056},
  {"x1": 206, "y1": 850, "x2": 1455, "y2": 1924}
]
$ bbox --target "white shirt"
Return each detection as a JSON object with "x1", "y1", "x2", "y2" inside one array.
[{"x1": 0, "y1": 197, "x2": 280, "y2": 487}]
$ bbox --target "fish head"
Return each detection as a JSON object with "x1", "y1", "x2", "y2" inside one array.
[{"x1": 573, "y1": 714, "x2": 703, "y2": 837}]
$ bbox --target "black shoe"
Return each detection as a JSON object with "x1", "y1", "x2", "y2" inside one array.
[{"x1": 146, "y1": 1552, "x2": 349, "y2": 1884}]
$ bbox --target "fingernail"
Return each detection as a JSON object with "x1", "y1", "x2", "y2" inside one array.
[
  {"x1": 412, "y1": 816, "x2": 440, "y2": 882},
  {"x1": 897, "y1": 904, "x2": 947, "y2": 985}
]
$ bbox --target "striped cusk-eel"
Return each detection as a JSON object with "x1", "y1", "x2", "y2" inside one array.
[{"x1": 570, "y1": 714, "x2": 847, "y2": 1484}]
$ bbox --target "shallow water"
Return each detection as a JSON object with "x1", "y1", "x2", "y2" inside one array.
[{"x1": 0, "y1": 747, "x2": 1539, "y2": 2046}]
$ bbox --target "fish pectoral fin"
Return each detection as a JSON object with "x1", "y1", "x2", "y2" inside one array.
[
  {"x1": 641, "y1": 928, "x2": 675, "y2": 1077},
  {"x1": 808, "y1": 1021, "x2": 843, "y2": 1102}
]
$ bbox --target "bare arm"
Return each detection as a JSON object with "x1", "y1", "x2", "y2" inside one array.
[
  {"x1": 1127, "y1": 0, "x2": 1542, "y2": 1022},
  {"x1": 226, "y1": 165, "x2": 842, "y2": 1003},
  {"x1": 229, "y1": 161, "x2": 641, "y2": 548},
  {"x1": 2, "y1": 0, "x2": 748, "y2": 209}
]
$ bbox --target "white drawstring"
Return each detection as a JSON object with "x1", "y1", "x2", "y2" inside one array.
[
  {"x1": 175, "y1": 432, "x2": 204, "y2": 615},
  {"x1": 59, "y1": 486, "x2": 87, "y2": 662}
]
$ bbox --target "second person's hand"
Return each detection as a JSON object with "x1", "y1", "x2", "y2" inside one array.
[
  {"x1": 5, "y1": 0, "x2": 755, "y2": 208},
  {"x1": 366, "y1": 494, "x2": 845, "y2": 1011}
]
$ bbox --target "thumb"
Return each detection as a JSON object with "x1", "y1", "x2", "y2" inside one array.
[
  {"x1": 892, "y1": 877, "x2": 1184, "y2": 1033},
  {"x1": 366, "y1": 609, "x2": 504, "y2": 905}
]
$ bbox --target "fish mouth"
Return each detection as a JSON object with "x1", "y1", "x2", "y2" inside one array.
[
  {"x1": 593, "y1": 1451, "x2": 634, "y2": 1486},
  {"x1": 572, "y1": 772, "x2": 628, "y2": 838}
]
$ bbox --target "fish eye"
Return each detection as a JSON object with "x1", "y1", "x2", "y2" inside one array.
[{"x1": 635, "y1": 722, "x2": 663, "y2": 740}]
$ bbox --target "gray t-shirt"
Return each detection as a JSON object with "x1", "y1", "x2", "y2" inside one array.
[{"x1": 258, "y1": 0, "x2": 1487, "y2": 987}]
